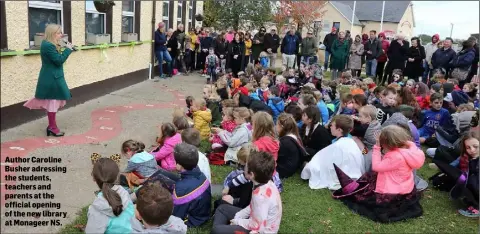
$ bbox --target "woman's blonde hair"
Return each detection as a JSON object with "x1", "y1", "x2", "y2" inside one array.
[
  {"x1": 379, "y1": 125, "x2": 412, "y2": 150},
  {"x1": 252, "y1": 111, "x2": 275, "y2": 141},
  {"x1": 45, "y1": 24, "x2": 62, "y2": 51}
]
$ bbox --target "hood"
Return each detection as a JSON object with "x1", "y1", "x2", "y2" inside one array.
[
  {"x1": 432, "y1": 34, "x2": 439, "y2": 43},
  {"x1": 270, "y1": 96, "x2": 284, "y2": 105},
  {"x1": 443, "y1": 83, "x2": 454, "y2": 96},
  {"x1": 451, "y1": 90, "x2": 469, "y2": 107},
  {"x1": 91, "y1": 185, "x2": 132, "y2": 217},
  {"x1": 254, "y1": 136, "x2": 279, "y2": 156},
  {"x1": 378, "y1": 32, "x2": 386, "y2": 38},
  {"x1": 238, "y1": 94, "x2": 253, "y2": 107},
  {"x1": 397, "y1": 142, "x2": 425, "y2": 169},
  {"x1": 382, "y1": 113, "x2": 408, "y2": 128}
]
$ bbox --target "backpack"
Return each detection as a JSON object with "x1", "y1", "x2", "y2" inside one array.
[
  {"x1": 260, "y1": 57, "x2": 269, "y2": 68},
  {"x1": 208, "y1": 55, "x2": 216, "y2": 67}
]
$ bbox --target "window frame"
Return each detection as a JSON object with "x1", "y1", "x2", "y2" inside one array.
[
  {"x1": 188, "y1": 1, "x2": 193, "y2": 24},
  {"x1": 85, "y1": 1, "x2": 107, "y2": 38},
  {"x1": 28, "y1": 1, "x2": 64, "y2": 46},
  {"x1": 122, "y1": 0, "x2": 135, "y2": 33},
  {"x1": 177, "y1": 1, "x2": 182, "y2": 25},
  {"x1": 162, "y1": 1, "x2": 169, "y2": 29},
  {"x1": 1, "y1": 1, "x2": 7, "y2": 50}
]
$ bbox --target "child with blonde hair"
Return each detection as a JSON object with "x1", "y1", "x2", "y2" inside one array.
[
  {"x1": 275, "y1": 75, "x2": 289, "y2": 99},
  {"x1": 257, "y1": 76, "x2": 271, "y2": 102},
  {"x1": 192, "y1": 99, "x2": 212, "y2": 140}
]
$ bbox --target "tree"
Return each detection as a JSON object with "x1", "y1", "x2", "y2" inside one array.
[
  {"x1": 273, "y1": 0, "x2": 328, "y2": 35},
  {"x1": 203, "y1": 0, "x2": 273, "y2": 31},
  {"x1": 417, "y1": 34, "x2": 432, "y2": 45}
]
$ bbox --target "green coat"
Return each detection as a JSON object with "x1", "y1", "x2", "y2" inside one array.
[
  {"x1": 34, "y1": 40, "x2": 72, "y2": 100},
  {"x1": 329, "y1": 39, "x2": 350, "y2": 70}
]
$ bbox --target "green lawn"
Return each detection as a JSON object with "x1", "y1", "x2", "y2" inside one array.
[{"x1": 61, "y1": 143, "x2": 478, "y2": 234}]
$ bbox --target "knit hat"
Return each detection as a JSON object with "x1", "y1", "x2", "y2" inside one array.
[
  {"x1": 332, "y1": 164, "x2": 369, "y2": 199},
  {"x1": 451, "y1": 90, "x2": 469, "y2": 107},
  {"x1": 432, "y1": 34, "x2": 440, "y2": 42}
]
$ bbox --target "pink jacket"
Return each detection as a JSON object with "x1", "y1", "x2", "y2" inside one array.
[
  {"x1": 151, "y1": 133, "x2": 182, "y2": 171},
  {"x1": 372, "y1": 141, "x2": 425, "y2": 194}
]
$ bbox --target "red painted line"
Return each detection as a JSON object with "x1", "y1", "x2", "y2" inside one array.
[{"x1": 0, "y1": 86, "x2": 186, "y2": 205}]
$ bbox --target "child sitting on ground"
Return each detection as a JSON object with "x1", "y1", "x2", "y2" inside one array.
[
  {"x1": 191, "y1": 99, "x2": 212, "y2": 140},
  {"x1": 232, "y1": 77, "x2": 249, "y2": 96},
  {"x1": 132, "y1": 182, "x2": 187, "y2": 233},
  {"x1": 357, "y1": 105, "x2": 381, "y2": 172},
  {"x1": 172, "y1": 143, "x2": 211, "y2": 227},
  {"x1": 121, "y1": 140, "x2": 158, "y2": 189},
  {"x1": 151, "y1": 123, "x2": 182, "y2": 171},
  {"x1": 181, "y1": 128, "x2": 212, "y2": 183},
  {"x1": 203, "y1": 84, "x2": 222, "y2": 126},
  {"x1": 418, "y1": 93, "x2": 453, "y2": 144},
  {"x1": 85, "y1": 158, "x2": 135, "y2": 233},
  {"x1": 257, "y1": 77, "x2": 271, "y2": 103},
  {"x1": 375, "y1": 87, "x2": 398, "y2": 124},
  {"x1": 247, "y1": 81, "x2": 261, "y2": 101},
  {"x1": 216, "y1": 74, "x2": 230, "y2": 101},
  {"x1": 337, "y1": 94, "x2": 355, "y2": 115},
  {"x1": 212, "y1": 107, "x2": 253, "y2": 163},
  {"x1": 216, "y1": 144, "x2": 253, "y2": 210},
  {"x1": 210, "y1": 107, "x2": 237, "y2": 150},
  {"x1": 391, "y1": 69, "x2": 405, "y2": 86},
  {"x1": 267, "y1": 86, "x2": 285, "y2": 123},
  {"x1": 212, "y1": 150, "x2": 283, "y2": 234},
  {"x1": 276, "y1": 75, "x2": 289, "y2": 99},
  {"x1": 185, "y1": 96, "x2": 194, "y2": 119}
]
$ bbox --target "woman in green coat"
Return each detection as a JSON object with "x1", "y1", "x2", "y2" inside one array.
[
  {"x1": 329, "y1": 31, "x2": 350, "y2": 79},
  {"x1": 24, "y1": 24, "x2": 73, "y2": 137}
]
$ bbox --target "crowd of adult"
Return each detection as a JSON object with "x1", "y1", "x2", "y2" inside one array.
[
  {"x1": 323, "y1": 28, "x2": 479, "y2": 86},
  {"x1": 153, "y1": 23, "x2": 319, "y2": 78}
]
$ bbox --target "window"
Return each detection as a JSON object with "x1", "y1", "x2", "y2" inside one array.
[
  {"x1": 122, "y1": 0, "x2": 134, "y2": 33},
  {"x1": 85, "y1": 1, "x2": 106, "y2": 40},
  {"x1": 28, "y1": 1, "x2": 63, "y2": 46},
  {"x1": 162, "y1": 1, "x2": 169, "y2": 29},
  {"x1": 333, "y1": 22, "x2": 340, "y2": 31},
  {"x1": 1, "y1": 1, "x2": 7, "y2": 50},
  {"x1": 177, "y1": 1, "x2": 182, "y2": 26},
  {"x1": 188, "y1": 1, "x2": 193, "y2": 24}
]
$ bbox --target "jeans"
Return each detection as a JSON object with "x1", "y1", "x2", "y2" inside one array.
[
  {"x1": 365, "y1": 59, "x2": 377, "y2": 77},
  {"x1": 423, "y1": 61, "x2": 432, "y2": 82},
  {"x1": 211, "y1": 204, "x2": 250, "y2": 234},
  {"x1": 155, "y1": 50, "x2": 172, "y2": 76},
  {"x1": 324, "y1": 50, "x2": 331, "y2": 70}
]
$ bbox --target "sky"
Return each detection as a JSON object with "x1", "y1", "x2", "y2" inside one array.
[{"x1": 413, "y1": 1, "x2": 479, "y2": 39}]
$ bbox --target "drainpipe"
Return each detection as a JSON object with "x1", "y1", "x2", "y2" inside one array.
[{"x1": 151, "y1": 0, "x2": 157, "y2": 78}]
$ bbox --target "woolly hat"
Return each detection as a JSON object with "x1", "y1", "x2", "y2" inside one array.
[
  {"x1": 368, "y1": 83, "x2": 377, "y2": 90},
  {"x1": 332, "y1": 164, "x2": 369, "y2": 199},
  {"x1": 431, "y1": 83, "x2": 442, "y2": 93}
]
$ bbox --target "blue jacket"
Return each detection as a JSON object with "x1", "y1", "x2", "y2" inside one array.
[
  {"x1": 418, "y1": 108, "x2": 452, "y2": 137},
  {"x1": 172, "y1": 167, "x2": 211, "y2": 227},
  {"x1": 431, "y1": 47, "x2": 456, "y2": 70},
  {"x1": 249, "y1": 92, "x2": 261, "y2": 101},
  {"x1": 154, "y1": 30, "x2": 167, "y2": 51},
  {"x1": 200, "y1": 36, "x2": 214, "y2": 50},
  {"x1": 281, "y1": 34, "x2": 299, "y2": 55},
  {"x1": 450, "y1": 48, "x2": 476, "y2": 69},
  {"x1": 268, "y1": 97, "x2": 285, "y2": 123},
  {"x1": 317, "y1": 101, "x2": 330, "y2": 125}
]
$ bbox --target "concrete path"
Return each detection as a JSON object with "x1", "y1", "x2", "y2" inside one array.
[{"x1": 0, "y1": 74, "x2": 207, "y2": 233}]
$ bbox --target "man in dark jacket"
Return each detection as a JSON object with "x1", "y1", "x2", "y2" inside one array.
[
  {"x1": 295, "y1": 26, "x2": 303, "y2": 69},
  {"x1": 154, "y1": 22, "x2": 172, "y2": 78},
  {"x1": 466, "y1": 36, "x2": 479, "y2": 83},
  {"x1": 263, "y1": 27, "x2": 280, "y2": 68},
  {"x1": 281, "y1": 26, "x2": 300, "y2": 69},
  {"x1": 198, "y1": 28, "x2": 214, "y2": 73},
  {"x1": 172, "y1": 24, "x2": 186, "y2": 72},
  {"x1": 432, "y1": 37, "x2": 456, "y2": 75},
  {"x1": 364, "y1": 30, "x2": 383, "y2": 78},
  {"x1": 322, "y1": 27, "x2": 337, "y2": 70},
  {"x1": 252, "y1": 27, "x2": 266, "y2": 61},
  {"x1": 301, "y1": 30, "x2": 318, "y2": 65},
  {"x1": 385, "y1": 34, "x2": 409, "y2": 83}
]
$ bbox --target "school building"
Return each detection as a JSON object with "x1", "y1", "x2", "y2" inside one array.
[{"x1": 0, "y1": 1, "x2": 204, "y2": 130}]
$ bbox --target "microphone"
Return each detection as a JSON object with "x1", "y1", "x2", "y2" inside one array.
[{"x1": 62, "y1": 38, "x2": 78, "y2": 51}]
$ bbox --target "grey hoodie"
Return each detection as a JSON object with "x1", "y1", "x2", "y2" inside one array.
[
  {"x1": 131, "y1": 216, "x2": 187, "y2": 234},
  {"x1": 85, "y1": 185, "x2": 136, "y2": 234}
]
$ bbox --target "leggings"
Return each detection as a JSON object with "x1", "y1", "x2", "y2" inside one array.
[{"x1": 211, "y1": 204, "x2": 250, "y2": 234}]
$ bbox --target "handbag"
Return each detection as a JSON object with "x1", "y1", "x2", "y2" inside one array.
[{"x1": 451, "y1": 67, "x2": 471, "y2": 81}]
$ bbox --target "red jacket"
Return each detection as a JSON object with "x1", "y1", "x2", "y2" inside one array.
[{"x1": 377, "y1": 39, "x2": 390, "y2": 62}]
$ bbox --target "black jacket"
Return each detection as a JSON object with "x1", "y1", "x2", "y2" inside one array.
[
  {"x1": 404, "y1": 45, "x2": 426, "y2": 78},
  {"x1": 166, "y1": 36, "x2": 178, "y2": 58},
  {"x1": 214, "y1": 39, "x2": 228, "y2": 58},
  {"x1": 300, "y1": 124, "x2": 332, "y2": 158},
  {"x1": 323, "y1": 33, "x2": 337, "y2": 53},
  {"x1": 263, "y1": 33, "x2": 280, "y2": 53},
  {"x1": 277, "y1": 136, "x2": 306, "y2": 179},
  {"x1": 387, "y1": 39, "x2": 410, "y2": 70},
  {"x1": 431, "y1": 47, "x2": 456, "y2": 70},
  {"x1": 238, "y1": 94, "x2": 272, "y2": 114},
  {"x1": 364, "y1": 38, "x2": 383, "y2": 60}
]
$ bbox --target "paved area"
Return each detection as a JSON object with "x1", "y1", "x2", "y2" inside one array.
[{"x1": 0, "y1": 74, "x2": 207, "y2": 233}]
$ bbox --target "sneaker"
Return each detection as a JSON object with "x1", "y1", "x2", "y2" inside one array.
[
  {"x1": 428, "y1": 163, "x2": 438, "y2": 170},
  {"x1": 458, "y1": 207, "x2": 480, "y2": 218}
]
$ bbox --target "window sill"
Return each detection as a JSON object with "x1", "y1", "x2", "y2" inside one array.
[{"x1": 0, "y1": 40, "x2": 152, "y2": 57}]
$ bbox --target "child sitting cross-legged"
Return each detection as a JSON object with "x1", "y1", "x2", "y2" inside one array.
[
  {"x1": 191, "y1": 98, "x2": 212, "y2": 140},
  {"x1": 267, "y1": 86, "x2": 285, "y2": 123},
  {"x1": 356, "y1": 105, "x2": 381, "y2": 172},
  {"x1": 418, "y1": 93, "x2": 453, "y2": 145},
  {"x1": 151, "y1": 123, "x2": 182, "y2": 171},
  {"x1": 181, "y1": 128, "x2": 212, "y2": 183},
  {"x1": 257, "y1": 76, "x2": 271, "y2": 103},
  {"x1": 212, "y1": 150, "x2": 283, "y2": 234},
  {"x1": 85, "y1": 158, "x2": 136, "y2": 233},
  {"x1": 210, "y1": 107, "x2": 237, "y2": 150},
  {"x1": 131, "y1": 182, "x2": 187, "y2": 233},
  {"x1": 121, "y1": 140, "x2": 158, "y2": 189},
  {"x1": 172, "y1": 143, "x2": 211, "y2": 227},
  {"x1": 215, "y1": 144, "x2": 253, "y2": 210}
]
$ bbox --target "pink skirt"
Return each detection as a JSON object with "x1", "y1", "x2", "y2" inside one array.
[{"x1": 23, "y1": 98, "x2": 66, "y2": 112}]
